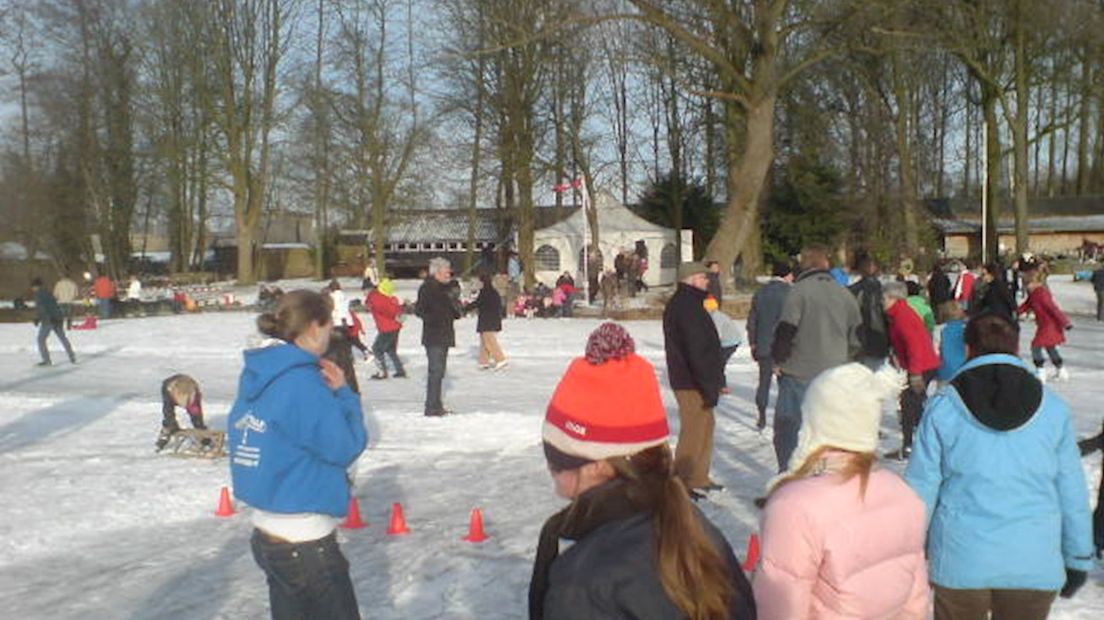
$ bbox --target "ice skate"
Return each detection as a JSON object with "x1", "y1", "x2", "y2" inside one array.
[{"x1": 1056, "y1": 366, "x2": 1070, "y2": 382}]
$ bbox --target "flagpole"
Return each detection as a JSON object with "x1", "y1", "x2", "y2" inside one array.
[{"x1": 580, "y1": 176, "x2": 590, "y2": 305}]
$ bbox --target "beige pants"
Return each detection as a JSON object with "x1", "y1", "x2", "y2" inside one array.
[
  {"x1": 673, "y1": 389, "x2": 715, "y2": 489},
  {"x1": 478, "y1": 331, "x2": 505, "y2": 365}
]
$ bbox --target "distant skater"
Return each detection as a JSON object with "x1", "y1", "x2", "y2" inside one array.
[{"x1": 31, "y1": 277, "x2": 76, "y2": 367}]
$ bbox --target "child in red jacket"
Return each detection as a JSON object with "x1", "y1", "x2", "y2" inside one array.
[
  {"x1": 365, "y1": 279, "x2": 406, "y2": 379},
  {"x1": 883, "y1": 281, "x2": 940, "y2": 459},
  {"x1": 1018, "y1": 274, "x2": 1072, "y2": 383}
]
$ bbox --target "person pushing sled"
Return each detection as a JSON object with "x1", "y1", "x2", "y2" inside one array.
[{"x1": 156, "y1": 374, "x2": 225, "y2": 457}]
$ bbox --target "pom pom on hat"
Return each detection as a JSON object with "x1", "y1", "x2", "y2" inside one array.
[
  {"x1": 703, "y1": 296, "x2": 719, "y2": 312},
  {"x1": 544, "y1": 323, "x2": 669, "y2": 465},
  {"x1": 769, "y1": 362, "x2": 904, "y2": 490},
  {"x1": 584, "y1": 322, "x2": 635, "y2": 364}
]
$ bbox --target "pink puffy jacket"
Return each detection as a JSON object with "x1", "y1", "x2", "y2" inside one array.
[{"x1": 754, "y1": 458, "x2": 930, "y2": 620}]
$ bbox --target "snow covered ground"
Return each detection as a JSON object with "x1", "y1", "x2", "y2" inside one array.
[{"x1": 0, "y1": 276, "x2": 1101, "y2": 619}]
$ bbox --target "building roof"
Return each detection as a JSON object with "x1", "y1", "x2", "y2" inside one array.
[
  {"x1": 341, "y1": 206, "x2": 581, "y2": 244},
  {"x1": 933, "y1": 214, "x2": 1104, "y2": 234},
  {"x1": 927, "y1": 195, "x2": 1104, "y2": 219}
]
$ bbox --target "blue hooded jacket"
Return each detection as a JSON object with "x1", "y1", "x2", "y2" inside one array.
[
  {"x1": 905, "y1": 353, "x2": 1093, "y2": 590},
  {"x1": 227, "y1": 343, "x2": 367, "y2": 517}
]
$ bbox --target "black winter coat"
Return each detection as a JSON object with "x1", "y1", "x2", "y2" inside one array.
[
  {"x1": 474, "y1": 285, "x2": 503, "y2": 333},
  {"x1": 663, "y1": 283, "x2": 722, "y2": 407},
  {"x1": 706, "y1": 272, "x2": 723, "y2": 303},
  {"x1": 848, "y1": 276, "x2": 889, "y2": 358},
  {"x1": 415, "y1": 278, "x2": 462, "y2": 347},
  {"x1": 928, "y1": 271, "x2": 953, "y2": 306},
  {"x1": 529, "y1": 480, "x2": 756, "y2": 620},
  {"x1": 971, "y1": 278, "x2": 1016, "y2": 322}
]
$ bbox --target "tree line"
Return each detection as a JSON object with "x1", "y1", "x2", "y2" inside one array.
[{"x1": 0, "y1": 0, "x2": 1101, "y2": 285}]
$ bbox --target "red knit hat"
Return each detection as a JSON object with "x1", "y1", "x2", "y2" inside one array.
[{"x1": 542, "y1": 323, "x2": 669, "y2": 465}]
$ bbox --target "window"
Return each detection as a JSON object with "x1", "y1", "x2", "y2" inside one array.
[
  {"x1": 535, "y1": 244, "x2": 560, "y2": 271},
  {"x1": 660, "y1": 243, "x2": 678, "y2": 269}
]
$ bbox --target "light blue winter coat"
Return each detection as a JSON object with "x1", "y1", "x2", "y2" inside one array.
[
  {"x1": 934, "y1": 319, "x2": 966, "y2": 381},
  {"x1": 905, "y1": 353, "x2": 1093, "y2": 591},
  {"x1": 228, "y1": 343, "x2": 367, "y2": 517}
]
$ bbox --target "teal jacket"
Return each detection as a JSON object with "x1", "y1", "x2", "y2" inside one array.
[{"x1": 905, "y1": 354, "x2": 1093, "y2": 590}]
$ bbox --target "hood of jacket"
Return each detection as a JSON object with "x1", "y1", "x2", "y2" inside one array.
[
  {"x1": 950, "y1": 353, "x2": 1042, "y2": 431},
  {"x1": 239, "y1": 342, "x2": 319, "y2": 402}
]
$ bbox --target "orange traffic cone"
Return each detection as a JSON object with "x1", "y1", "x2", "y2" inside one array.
[
  {"x1": 386, "y1": 502, "x2": 410, "y2": 535},
  {"x1": 341, "y1": 497, "x2": 366, "y2": 529},
  {"x1": 215, "y1": 486, "x2": 235, "y2": 517},
  {"x1": 462, "y1": 508, "x2": 488, "y2": 543},
  {"x1": 741, "y1": 533, "x2": 760, "y2": 572}
]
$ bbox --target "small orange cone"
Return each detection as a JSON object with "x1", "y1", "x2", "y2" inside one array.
[
  {"x1": 462, "y1": 508, "x2": 488, "y2": 543},
  {"x1": 341, "y1": 497, "x2": 366, "y2": 529},
  {"x1": 215, "y1": 486, "x2": 235, "y2": 517},
  {"x1": 741, "y1": 533, "x2": 760, "y2": 572},
  {"x1": 386, "y1": 502, "x2": 410, "y2": 535}
]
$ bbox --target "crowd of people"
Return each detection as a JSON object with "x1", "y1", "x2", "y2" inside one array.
[{"x1": 21, "y1": 243, "x2": 1103, "y2": 620}]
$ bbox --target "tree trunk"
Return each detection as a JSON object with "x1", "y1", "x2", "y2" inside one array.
[{"x1": 982, "y1": 87, "x2": 1001, "y2": 262}]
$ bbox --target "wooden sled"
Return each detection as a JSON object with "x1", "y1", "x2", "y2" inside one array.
[{"x1": 164, "y1": 429, "x2": 227, "y2": 459}]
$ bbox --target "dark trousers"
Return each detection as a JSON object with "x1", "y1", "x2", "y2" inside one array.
[
  {"x1": 1031, "y1": 346, "x2": 1063, "y2": 368},
  {"x1": 250, "y1": 530, "x2": 360, "y2": 620},
  {"x1": 755, "y1": 357, "x2": 776, "y2": 419},
  {"x1": 719, "y1": 345, "x2": 738, "y2": 388},
  {"x1": 371, "y1": 331, "x2": 404, "y2": 375},
  {"x1": 425, "y1": 345, "x2": 448, "y2": 414},
  {"x1": 774, "y1": 374, "x2": 809, "y2": 473},
  {"x1": 933, "y1": 585, "x2": 1055, "y2": 620},
  {"x1": 37, "y1": 320, "x2": 75, "y2": 364},
  {"x1": 900, "y1": 370, "x2": 935, "y2": 450},
  {"x1": 1096, "y1": 289, "x2": 1104, "y2": 321}
]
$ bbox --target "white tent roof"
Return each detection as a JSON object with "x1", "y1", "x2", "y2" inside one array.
[{"x1": 535, "y1": 190, "x2": 672, "y2": 237}]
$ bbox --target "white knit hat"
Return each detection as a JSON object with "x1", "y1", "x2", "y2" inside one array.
[{"x1": 770, "y1": 363, "x2": 904, "y2": 489}]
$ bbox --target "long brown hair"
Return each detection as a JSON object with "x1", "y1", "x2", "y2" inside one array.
[
  {"x1": 256, "y1": 289, "x2": 332, "y2": 342},
  {"x1": 770, "y1": 446, "x2": 876, "y2": 499},
  {"x1": 609, "y1": 444, "x2": 735, "y2": 620}
]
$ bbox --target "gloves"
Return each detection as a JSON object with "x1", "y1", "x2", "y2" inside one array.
[
  {"x1": 1065, "y1": 324, "x2": 1073, "y2": 331},
  {"x1": 1060, "y1": 568, "x2": 1087, "y2": 598}
]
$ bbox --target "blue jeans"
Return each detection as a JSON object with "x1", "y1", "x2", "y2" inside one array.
[
  {"x1": 37, "y1": 320, "x2": 75, "y2": 364},
  {"x1": 372, "y1": 331, "x2": 404, "y2": 375},
  {"x1": 425, "y1": 345, "x2": 448, "y2": 413},
  {"x1": 250, "y1": 529, "x2": 360, "y2": 620},
  {"x1": 97, "y1": 297, "x2": 111, "y2": 319},
  {"x1": 773, "y1": 374, "x2": 809, "y2": 473}
]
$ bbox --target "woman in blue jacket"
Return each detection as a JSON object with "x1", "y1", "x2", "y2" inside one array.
[
  {"x1": 905, "y1": 313, "x2": 1093, "y2": 620},
  {"x1": 228, "y1": 290, "x2": 368, "y2": 620}
]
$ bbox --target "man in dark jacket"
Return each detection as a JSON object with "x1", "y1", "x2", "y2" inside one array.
[
  {"x1": 663, "y1": 262, "x2": 722, "y2": 496},
  {"x1": 770, "y1": 244, "x2": 862, "y2": 473},
  {"x1": 849, "y1": 255, "x2": 890, "y2": 370},
  {"x1": 31, "y1": 277, "x2": 77, "y2": 367},
  {"x1": 1091, "y1": 266, "x2": 1104, "y2": 321},
  {"x1": 746, "y1": 261, "x2": 793, "y2": 430},
  {"x1": 705, "y1": 260, "x2": 723, "y2": 303},
  {"x1": 415, "y1": 258, "x2": 462, "y2": 416},
  {"x1": 927, "y1": 263, "x2": 953, "y2": 308}
]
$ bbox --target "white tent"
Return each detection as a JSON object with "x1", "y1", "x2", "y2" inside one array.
[{"x1": 531, "y1": 190, "x2": 691, "y2": 287}]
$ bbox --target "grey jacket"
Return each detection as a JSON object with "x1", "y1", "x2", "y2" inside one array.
[
  {"x1": 771, "y1": 269, "x2": 862, "y2": 381},
  {"x1": 746, "y1": 278, "x2": 791, "y2": 357}
]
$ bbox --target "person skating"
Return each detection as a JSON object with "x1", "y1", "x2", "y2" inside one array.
[
  {"x1": 770, "y1": 244, "x2": 863, "y2": 473},
  {"x1": 1018, "y1": 272, "x2": 1072, "y2": 383},
  {"x1": 415, "y1": 258, "x2": 462, "y2": 417},
  {"x1": 156, "y1": 374, "x2": 207, "y2": 451},
  {"x1": 970, "y1": 262, "x2": 1016, "y2": 322},
  {"x1": 952, "y1": 261, "x2": 976, "y2": 311},
  {"x1": 53, "y1": 275, "x2": 79, "y2": 329},
  {"x1": 663, "y1": 262, "x2": 724, "y2": 496},
  {"x1": 530, "y1": 323, "x2": 755, "y2": 620},
  {"x1": 882, "y1": 281, "x2": 940, "y2": 460},
  {"x1": 227, "y1": 290, "x2": 367, "y2": 620},
  {"x1": 934, "y1": 301, "x2": 967, "y2": 386},
  {"x1": 365, "y1": 279, "x2": 406, "y2": 379},
  {"x1": 704, "y1": 295, "x2": 743, "y2": 396},
  {"x1": 93, "y1": 273, "x2": 115, "y2": 319},
  {"x1": 905, "y1": 280, "x2": 935, "y2": 334},
  {"x1": 755, "y1": 363, "x2": 929, "y2": 620},
  {"x1": 1091, "y1": 264, "x2": 1104, "y2": 321},
  {"x1": 927, "y1": 263, "x2": 953, "y2": 308},
  {"x1": 848, "y1": 254, "x2": 889, "y2": 371},
  {"x1": 905, "y1": 313, "x2": 1093, "y2": 620},
  {"x1": 472, "y1": 273, "x2": 507, "y2": 370},
  {"x1": 31, "y1": 277, "x2": 76, "y2": 367},
  {"x1": 747, "y1": 261, "x2": 793, "y2": 430}
]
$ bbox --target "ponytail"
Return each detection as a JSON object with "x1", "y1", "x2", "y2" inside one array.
[{"x1": 611, "y1": 445, "x2": 735, "y2": 620}]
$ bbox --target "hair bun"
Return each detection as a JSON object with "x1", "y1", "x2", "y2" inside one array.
[
  {"x1": 585, "y1": 322, "x2": 635, "y2": 364},
  {"x1": 256, "y1": 312, "x2": 280, "y2": 338}
]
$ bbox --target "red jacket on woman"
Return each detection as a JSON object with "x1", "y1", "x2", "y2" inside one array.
[
  {"x1": 886, "y1": 300, "x2": 940, "y2": 375},
  {"x1": 366, "y1": 290, "x2": 402, "y2": 333},
  {"x1": 1018, "y1": 285, "x2": 1070, "y2": 348}
]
